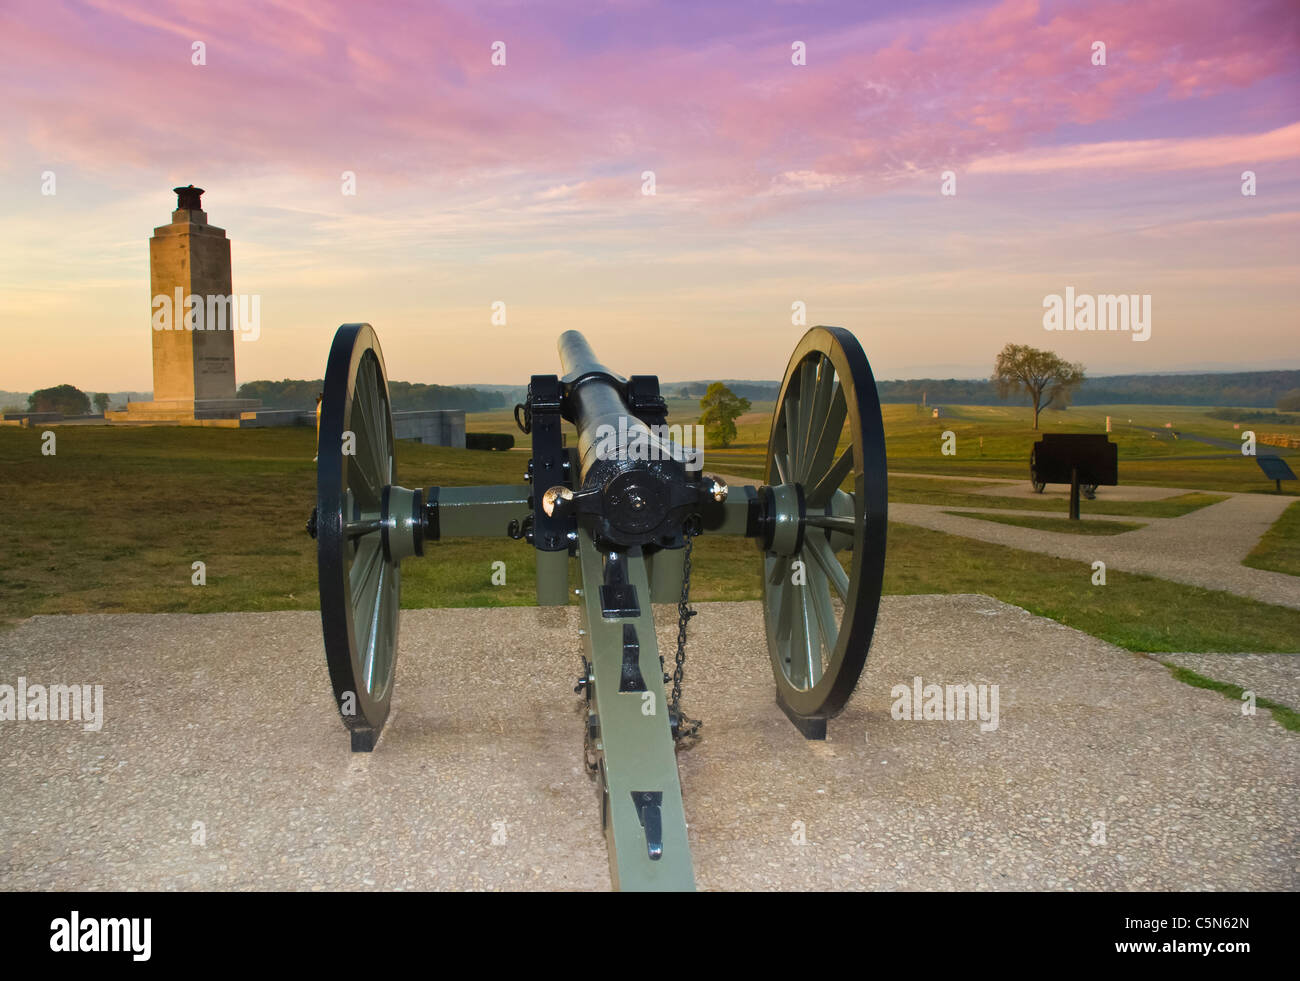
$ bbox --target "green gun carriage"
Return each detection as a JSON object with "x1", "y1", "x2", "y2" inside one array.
[{"x1": 308, "y1": 325, "x2": 888, "y2": 889}]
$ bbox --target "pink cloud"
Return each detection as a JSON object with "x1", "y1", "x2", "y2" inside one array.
[
  {"x1": 969, "y1": 121, "x2": 1300, "y2": 173},
  {"x1": 0, "y1": 0, "x2": 1294, "y2": 206}
]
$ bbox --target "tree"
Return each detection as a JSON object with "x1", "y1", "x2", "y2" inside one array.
[
  {"x1": 991, "y1": 344, "x2": 1084, "y2": 430},
  {"x1": 1277, "y1": 388, "x2": 1300, "y2": 412},
  {"x1": 698, "y1": 382, "x2": 751, "y2": 449},
  {"x1": 93, "y1": 393, "x2": 110, "y2": 414},
  {"x1": 28, "y1": 384, "x2": 90, "y2": 416}
]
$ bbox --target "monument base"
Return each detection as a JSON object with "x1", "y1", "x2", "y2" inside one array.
[{"x1": 107, "y1": 398, "x2": 261, "y2": 426}]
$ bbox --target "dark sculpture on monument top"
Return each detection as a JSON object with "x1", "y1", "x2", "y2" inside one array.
[{"x1": 173, "y1": 184, "x2": 205, "y2": 211}]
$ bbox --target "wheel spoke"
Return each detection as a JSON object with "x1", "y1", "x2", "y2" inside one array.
[
  {"x1": 807, "y1": 445, "x2": 854, "y2": 506},
  {"x1": 798, "y1": 359, "x2": 834, "y2": 483},
  {"x1": 350, "y1": 538, "x2": 383, "y2": 679},
  {"x1": 767, "y1": 554, "x2": 789, "y2": 638},
  {"x1": 352, "y1": 361, "x2": 378, "y2": 476},
  {"x1": 368, "y1": 362, "x2": 391, "y2": 483},
  {"x1": 794, "y1": 358, "x2": 817, "y2": 479},
  {"x1": 771, "y1": 424, "x2": 790, "y2": 485},
  {"x1": 370, "y1": 562, "x2": 398, "y2": 694},
  {"x1": 786, "y1": 584, "x2": 813, "y2": 689},
  {"x1": 783, "y1": 389, "x2": 801, "y2": 479},
  {"x1": 349, "y1": 374, "x2": 382, "y2": 506},
  {"x1": 362, "y1": 559, "x2": 388, "y2": 692},
  {"x1": 361, "y1": 360, "x2": 387, "y2": 487},
  {"x1": 804, "y1": 560, "x2": 838, "y2": 679},
  {"x1": 806, "y1": 534, "x2": 849, "y2": 598},
  {"x1": 803, "y1": 382, "x2": 847, "y2": 488},
  {"x1": 347, "y1": 453, "x2": 380, "y2": 506},
  {"x1": 774, "y1": 565, "x2": 794, "y2": 651}
]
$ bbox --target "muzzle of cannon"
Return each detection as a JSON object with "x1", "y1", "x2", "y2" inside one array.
[{"x1": 310, "y1": 324, "x2": 888, "y2": 890}]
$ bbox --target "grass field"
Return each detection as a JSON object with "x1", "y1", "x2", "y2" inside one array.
[
  {"x1": 3, "y1": 424, "x2": 1298, "y2": 667},
  {"x1": 1244, "y1": 500, "x2": 1300, "y2": 576},
  {"x1": 471, "y1": 398, "x2": 1299, "y2": 496}
]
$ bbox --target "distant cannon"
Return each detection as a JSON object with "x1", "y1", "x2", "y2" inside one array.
[
  {"x1": 307, "y1": 324, "x2": 888, "y2": 889},
  {"x1": 1029, "y1": 433, "x2": 1118, "y2": 518}
]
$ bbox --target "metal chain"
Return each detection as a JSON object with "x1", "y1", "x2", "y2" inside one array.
[{"x1": 670, "y1": 521, "x2": 701, "y2": 740}]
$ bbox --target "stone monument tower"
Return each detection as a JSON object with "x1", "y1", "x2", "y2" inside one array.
[{"x1": 111, "y1": 186, "x2": 259, "y2": 424}]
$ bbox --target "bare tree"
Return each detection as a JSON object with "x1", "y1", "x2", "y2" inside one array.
[{"x1": 991, "y1": 343, "x2": 1085, "y2": 430}]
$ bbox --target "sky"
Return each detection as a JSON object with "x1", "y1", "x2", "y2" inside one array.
[{"x1": 0, "y1": 0, "x2": 1297, "y2": 393}]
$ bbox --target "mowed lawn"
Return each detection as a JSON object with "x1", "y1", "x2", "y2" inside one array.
[
  {"x1": 3, "y1": 419, "x2": 1299, "y2": 662},
  {"x1": 1245, "y1": 500, "x2": 1300, "y2": 576}
]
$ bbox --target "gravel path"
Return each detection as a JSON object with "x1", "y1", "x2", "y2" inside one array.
[
  {"x1": 0, "y1": 597, "x2": 1294, "y2": 891},
  {"x1": 967, "y1": 483, "x2": 1188, "y2": 503},
  {"x1": 890, "y1": 495, "x2": 1299, "y2": 609}
]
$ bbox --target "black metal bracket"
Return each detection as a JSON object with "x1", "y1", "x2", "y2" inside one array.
[
  {"x1": 350, "y1": 727, "x2": 380, "y2": 752},
  {"x1": 631, "y1": 791, "x2": 664, "y2": 861},
  {"x1": 617, "y1": 624, "x2": 647, "y2": 693},
  {"x1": 600, "y1": 551, "x2": 642, "y2": 619},
  {"x1": 777, "y1": 696, "x2": 827, "y2": 740},
  {"x1": 626, "y1": 375, "x2": 668, "y2": 428},
  {"x1": 526, "y1": 374, "x2": 575, "y2": 551}
]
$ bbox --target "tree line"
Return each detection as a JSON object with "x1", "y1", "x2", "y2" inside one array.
[
  {"x1": 882, "y1": 369, "x2": 1300, "y2": 409},
  {"x1": 236, "y1": 379, "x2": 506, "y2": 411}
]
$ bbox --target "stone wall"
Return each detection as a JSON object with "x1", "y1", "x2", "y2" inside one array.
[{"x1": 238, "y1": 407, "x2": 465, "y2": 448}]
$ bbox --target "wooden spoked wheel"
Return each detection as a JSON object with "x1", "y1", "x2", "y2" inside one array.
[{"x1": 761, "y1": 327, "x2": 888, "y2": 725}]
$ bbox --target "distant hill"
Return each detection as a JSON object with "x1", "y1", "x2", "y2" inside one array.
[
  {"x1": 664, "y1": 371, "x2": 1300, "y2": 407},
  {"x1": 239, "y1": 368, "x2": 1300, "y2": 414},
  {"x1": 237, "y1": 379, "x2": 505, "y2": 412},
  {"x1": 876, "y1": 370, "x2": 1300, "y2": 408}
]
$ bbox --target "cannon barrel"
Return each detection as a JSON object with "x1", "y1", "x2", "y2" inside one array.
[
  {"x1": 555, "y1": 330, "x2": 699, "y2": 548},
  {"x1": 557, "y1": 330, "x2": 687, "y2": 487}
]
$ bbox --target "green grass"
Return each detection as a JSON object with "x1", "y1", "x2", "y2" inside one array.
[
  {"x1": 0, "y1": 425, "x2": 538, "y2": 620},
  {"x1": 1160, "y1": 662, "x2": 1300, "y2": 732},
  {"x1": 874, "y1": 402, "x2": 1300, "y2": 493},
  {"x1": 5, "y1": 423, "x2": 1298, "y2": 662},
  {"x1": 479, "y1": 397, "x2": 1300, "y2": 495},
  {"x1": 941, "y1": 511, "x2": 1147, "y2": 535},
  {"x1": 1243, "y1": 500, "x2": 1300, "y2": 576}
]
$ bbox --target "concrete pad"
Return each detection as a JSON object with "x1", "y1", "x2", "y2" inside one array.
[
  {"x1": 1158, "y1": 652, "x2": 1300, "y2": 711},
  {"x1": 0, "y1": 598, "x2": 1295, "y2": 891}
]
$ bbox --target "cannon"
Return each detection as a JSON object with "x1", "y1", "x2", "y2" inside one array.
[
  {"x1": 1029, "y1": 433, "x2": 1118, "y2": 518},
  {"x1": 308, "y1": 324, "x2": 888, "y2": 890}
]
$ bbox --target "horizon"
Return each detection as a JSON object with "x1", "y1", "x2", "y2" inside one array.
[{"x1": 7, "y1": 360, "x2": 1300, "y2": 401}]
